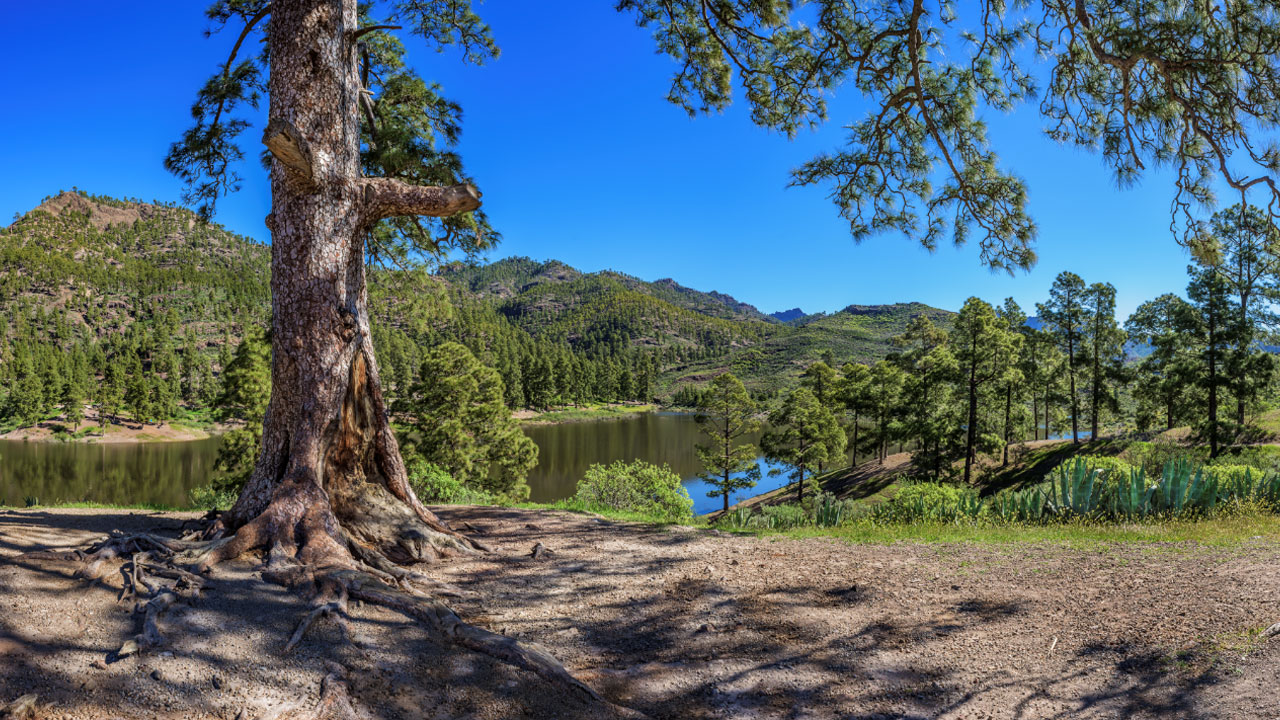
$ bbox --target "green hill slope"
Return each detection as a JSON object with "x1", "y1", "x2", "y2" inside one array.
[{"x1": 0, "y1": 191, "x2": 955, "y2": 428}]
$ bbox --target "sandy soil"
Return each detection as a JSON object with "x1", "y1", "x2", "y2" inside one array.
[
  {"x1": 0, "y1": 412, "x2": 223, "y2": 444},
  {"x1": 1, "y1": 506, "x2": 1278, "y2": 719}
]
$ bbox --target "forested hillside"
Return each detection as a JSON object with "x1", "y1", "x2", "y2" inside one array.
[
  {"x1": 0, "y1": 191, "x2": 951, "y2": 429},
  {"x1": 0, "y1": 190, "x2": 269, "y2": 429}
]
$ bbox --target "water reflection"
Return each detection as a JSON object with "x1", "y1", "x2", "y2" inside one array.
[
  {"x1": 0, "y1": 437, "x2": 223, "y2": 508},
  {"x1": 523, "y1": 412, "x2": 790, "y2": 514},
  {"x1": 1, "y1": 413, "x2": 879, "y2": 515}
]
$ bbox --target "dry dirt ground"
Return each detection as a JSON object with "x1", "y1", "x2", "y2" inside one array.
[{"x1": 1, "y1": 507, "x2": 1279, "y2": 719}]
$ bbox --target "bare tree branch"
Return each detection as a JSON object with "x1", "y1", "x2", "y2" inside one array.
[{"x1": 361, "y1": 178, "x2": 481, "y2": 222}]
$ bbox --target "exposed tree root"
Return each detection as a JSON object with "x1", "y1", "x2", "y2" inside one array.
[
  {"x1": 0, "y1": 694, "x2": 38, "y2": 720},
  {"x1": 308, "y1": 663, "x2": 373, "y2": 720},
  {"x1": 19, "y1": 507, "x2": 635, "y2": 716},
  {"x1": 117, "y1": 591, "x2": 178, "y2": 658}
]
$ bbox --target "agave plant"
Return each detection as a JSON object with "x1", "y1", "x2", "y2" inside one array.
[
  {"x1": 1216, "y1": 467, "x2": 1280, "y2": 508},
  {"x1": 989, "y1": 486, "x2": 1048, "y2": 522},
  {"x1": 953, "y1": 492, "x2": 986, "y2": 521},
  {"x1": 1046, "y1": 459, "x2": 1104, "y2": 517},
  {"x1": 814, "y1": 493, "x2": 846, "y2": 527},
  {"x1": 1156, "y1": 458, "x2": 1218, "y2": 515},
  {"x1": 721, "y1": 507, "x2": 753, "y2": 529},
  {"x1": 1110, "y1": 467, "x2": 1157, "y2": 518}
]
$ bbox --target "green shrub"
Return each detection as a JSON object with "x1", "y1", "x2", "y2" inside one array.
[
  {"x1": 1205, "y1": 464, "x2": 1266, "y2": 482},
  {"x1": 757, "y1": 503, "x2": 810, "y2": 529},
  {"x1": 1082, "y1": 457, "x2": 1133, "y2": 486},
  {"x1": 189, "y1": 484, "x2": 237, "y2": 511},
  {"x1": 871, "y1": 482, "x2": 983, "y2": 523},
  {"x1": 1121, "y1": 441, "x2": 1202, "y2": 477},
  {"x1": 407, "y1": 457, "x2": 495, "y2": 505},
  {"x1": 893, "y1": 482, "x2": 965, "y2": 507},
  {"x1": 574, "y1": 460, "x2": 694, "y2": 522}
]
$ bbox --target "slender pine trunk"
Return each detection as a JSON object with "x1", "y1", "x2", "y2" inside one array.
[
  {"x1": 1068, "y1": 331, "x2": 1079, "y2": 444},
  {"x1": 964, "y1": 334, "x2": 978, "y2": 485},
  {"x1": 1002, "y1": 384, "x2": 1012, "y2": 466}
]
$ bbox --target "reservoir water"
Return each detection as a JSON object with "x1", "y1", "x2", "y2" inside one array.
[{"x1": 0, "y1": 413, "x2": 810, "y2": 515}]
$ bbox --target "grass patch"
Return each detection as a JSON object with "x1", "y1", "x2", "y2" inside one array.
[
  {"x1": 773, "y1": 511, "x2": 1280, "y2": 546},
  {"x1": 514, "y1": 498, "x2": 707, "y2": 527},
  {"x1": 4, "y1": 500, "x2": 188, "y2": 512}
]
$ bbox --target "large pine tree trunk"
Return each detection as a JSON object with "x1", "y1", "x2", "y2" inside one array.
[{"x1": 217, "y1": 0, "x2": 481, "y2": 566}]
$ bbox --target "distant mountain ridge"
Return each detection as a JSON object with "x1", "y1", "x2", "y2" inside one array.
[
  {"x1": 770, "y1": 308, "x2": 806, "y2": 322},
  {"x1": 436, "y1": 257, "x2": 957, "y2": 391}
]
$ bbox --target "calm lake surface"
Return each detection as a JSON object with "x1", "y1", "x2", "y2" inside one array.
[{"x1": 0, "y1": 413, "x2": 807, "y2": 515}]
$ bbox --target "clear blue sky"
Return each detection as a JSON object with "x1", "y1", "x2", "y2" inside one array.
[{"x1": 0, "y1": 1, "x2": 1226, "y2": 321}]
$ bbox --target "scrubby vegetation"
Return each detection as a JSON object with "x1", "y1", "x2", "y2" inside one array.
[{"x1": 719, "y1": 456, "x2": 1280, "y2": 535}]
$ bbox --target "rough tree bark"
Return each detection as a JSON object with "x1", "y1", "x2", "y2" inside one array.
[{"x1": 212, "y1": 0, "x2": 485, "y2": 567}]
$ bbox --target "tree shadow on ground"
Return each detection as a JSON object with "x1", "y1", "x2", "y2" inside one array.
[
  {"x1": 0, "y1": 508, "x2": 626, "y2": 719},
  {"x1": 1, "y1": 505, "x2": 1275, "y2": 719},
  {"x1": 434, "y1": 505, "x2": 1278, "y2": 720}
]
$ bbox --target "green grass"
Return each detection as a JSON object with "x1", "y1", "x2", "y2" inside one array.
[
  {"x1": 4, "y1": 500, "x2": 188, "y2": 512},
  {"x1": 511, "y1": 498, "x2": 706, "y2": 526},
  {"x1": 9, "y1": 494, "x2": 1278, "y2": 550},
  {"x1": 771, "y1": 511, "x2": 1280, "y2": 546}
]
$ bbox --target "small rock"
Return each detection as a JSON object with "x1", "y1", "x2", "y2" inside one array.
[
  {"x1": 695, "y1": 623, "x2": 713, "y2": 634},
  {"x1": 90, "y1": 658, "x2": 108, "y2": 670},
  {"x1": 212, "y1": 675, "x2": 224, "y2": 690},
  {"x1": 150, "y1": 668, "x2": 163, "y2": 682},
  {"x1": 1263, "y1": 621, "x2": 1280, "y2": 639},
  {"x1": 951, "y1": 585, "x2": 960, "y2": 591},
  {"x1": 730, "y1": 559, "x2": 739, "y2": 566}
]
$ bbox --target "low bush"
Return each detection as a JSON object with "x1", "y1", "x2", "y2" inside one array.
[
  {"x1": 573, "y1": 460, "x2": 694, "y2": 522},
  {"x1": 189, "y1": 484, "x2": 238, "y2": 511},
  {"x1": 870, "y1": 482, "x2": 983, "y2": 524},
  {"x1": 1080, "y1": 456, "x2": 1133, "y2": 485},
  {"x1": 406, "y1": 457, "x2": 495, "y2": 505}
]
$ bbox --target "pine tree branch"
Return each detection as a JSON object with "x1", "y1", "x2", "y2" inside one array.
[
  {"x1": 209, "y1": 2, "x2": 273, "y2": 133},
  {"x1": 361, "y1": 178, "x2": 481, "y2": 221},
  {"x1": 350, "y1": 24, "x2": 403, "y2": 41}
]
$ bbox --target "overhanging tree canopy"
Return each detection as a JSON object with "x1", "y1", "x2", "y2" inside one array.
[{"x1": 621, "y1": 0, "x2": 1280, "y2": 270}]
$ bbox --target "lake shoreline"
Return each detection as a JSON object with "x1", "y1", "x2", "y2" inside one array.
[
  {"x1": 513, "y1": 402, "x2": 667, "y2": 426},
  {"x1": 3, "y1": 403, "x2": 675, "y2": 445},
  {"x1": 0, "y1": 416, "x2": 233, "y2": 445}
]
